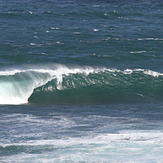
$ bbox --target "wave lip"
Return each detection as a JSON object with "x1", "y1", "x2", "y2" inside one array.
[
  {"x1": 0, "y1": 65, "x2": 163, "y2": 105},
  {"x1": 0, "y1": 69, "x2": 51, "y2": 105}
]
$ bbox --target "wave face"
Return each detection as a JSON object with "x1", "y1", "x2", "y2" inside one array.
[{"x1": 0, "y1": 64, "x2": 163, "y2": 105}]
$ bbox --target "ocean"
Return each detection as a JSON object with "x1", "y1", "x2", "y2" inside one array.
[{"x1": 0, "y1": 0, "x2": 163, "y2": 162}]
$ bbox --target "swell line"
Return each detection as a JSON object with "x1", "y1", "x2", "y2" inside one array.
[{"x1": 0, "y1": 64, "x2": 163, "y2": 105}]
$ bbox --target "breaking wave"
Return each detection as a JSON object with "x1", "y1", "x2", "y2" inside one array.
[{"x1": 0, "y1": 64, "x2": 163, "y2": 105}]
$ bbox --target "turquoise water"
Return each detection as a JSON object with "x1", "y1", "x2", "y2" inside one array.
[{"x1": 0, "y1": 0, "x2": 163, "y2": 162}]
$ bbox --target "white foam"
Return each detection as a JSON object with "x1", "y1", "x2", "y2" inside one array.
[
  {"x1": 0, "y1": 70, "x2": 22, "y2": 76},
  {"x1": 130, "y1": 51, "x2": 146, "y2": 54},
  {"x1": 143, "y1": 69, "x2": 163, "y2": 77},
  {"x1": 28, "y1": 11, "x2": 33, "y2": 14},
  {"x1": 1, "y1": 131, "x2": 163, "y2": 162},
  {"x1": 93, "y1": 29, "x2": 100, "y2": 32},
  {"x1": 138, "y1": 38, "x2": 163, "y2": 41},
  {"x1": 30, "y1": 42, "x2": 36, "y2": 45},
  {"x1": 122, "y1": 69, "x2": 163, "y2": 77},
  {"x1": 50, "y1": 27, "x2": 59, "y2": 30},
  {"x1": 1, "y1": 131, "x2": 163, "y2": 148}
]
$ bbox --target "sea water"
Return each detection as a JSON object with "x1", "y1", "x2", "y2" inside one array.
[{"x1": 0, "y1": 0, "x2": 163, "y2": 162}]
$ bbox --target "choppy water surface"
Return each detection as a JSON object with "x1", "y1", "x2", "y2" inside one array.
[{"x1": 1, "y1": 104, "x2": 163, "y2": 162}]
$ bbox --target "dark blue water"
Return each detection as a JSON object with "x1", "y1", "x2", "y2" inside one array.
[{"x1": 0, "y1": 0, "x2": 163, "y2": 162}]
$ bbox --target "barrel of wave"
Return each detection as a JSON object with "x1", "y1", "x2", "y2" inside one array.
[
  {"x1": 0, "y1": 69, "x2": 52, "y2": 105},
  {"x1": 0, "y1": 65, "x2": 97, "y2": 105}
]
